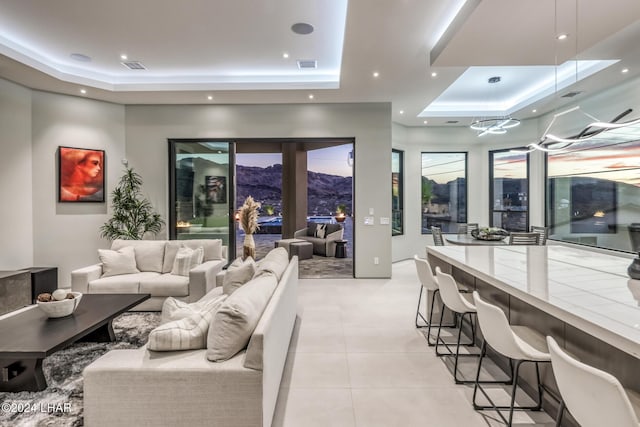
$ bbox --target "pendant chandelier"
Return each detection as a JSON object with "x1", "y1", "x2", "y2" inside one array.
[{"x1": 469, "y1": 76, "x2": 520, "y2": 137}]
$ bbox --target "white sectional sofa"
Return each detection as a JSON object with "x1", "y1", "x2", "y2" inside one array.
[
  {"x1": 71, "y1": 239, "x2": 227, "y2": 311},
  {"x1": 83, "y1": 251, "x2": 298, "y2": 427}
]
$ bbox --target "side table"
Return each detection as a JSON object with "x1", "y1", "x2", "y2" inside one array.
[
  {"x1": 335, "y1": 240, "x2": 348, "y2": 258},
  {"x1": 21, "y1": 267, "x2": 58, "y2": 303}
]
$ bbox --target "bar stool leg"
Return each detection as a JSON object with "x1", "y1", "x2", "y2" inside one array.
[
  {"x1": 416, "y1": 289, "x2": 456, "y2": 346},
  {"x1": 555, "y1": 400, "x2": 565, "y2": 427}
]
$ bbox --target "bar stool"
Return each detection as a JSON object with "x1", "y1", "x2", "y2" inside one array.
[
  {"x1": 434, "y1": 267, "x2": 478, "y2": 384},
  {"x1": 413, "y1": 255, "x2": 455, "y2": 345},
  {"x1": 431, "y1": 226, "x2": 445, "y2": 246},
  {"x1": 547, "y1": 336, "x2": 640, "y2": 427},
  {"x1": 472, "y1": 291, "x2": 550, "y2": 426}
]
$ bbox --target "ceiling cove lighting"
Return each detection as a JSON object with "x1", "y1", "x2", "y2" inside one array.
[{"x1": 469, "y1": 76, "x2": 520, "y2": 137}]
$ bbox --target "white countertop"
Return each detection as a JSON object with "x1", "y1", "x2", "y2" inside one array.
[{"x1": 426, "y1": 245, "x2": 640, "y2": 359}]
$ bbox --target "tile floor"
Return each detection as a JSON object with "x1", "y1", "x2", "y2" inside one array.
[{"x1": 272, "y1": 259, "x2": 556, "y2": 427}]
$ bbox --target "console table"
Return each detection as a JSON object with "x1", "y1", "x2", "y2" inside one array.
[{"x1": 0, "y1": 271, "x2": 30, "y2": 316}]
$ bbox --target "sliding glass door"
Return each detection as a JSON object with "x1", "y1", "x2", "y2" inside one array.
[{"x1": 168, "y1": 140, "x2": 235, "y2": 256}]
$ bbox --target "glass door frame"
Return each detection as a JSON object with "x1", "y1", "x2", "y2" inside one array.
[{"x1": 168, "y1": 139, "x2": 237, "y2": 259}]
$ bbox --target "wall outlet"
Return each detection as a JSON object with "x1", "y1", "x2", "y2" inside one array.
[{"x1": 374, "y1": 257, "x2": 379, "y2": 265}]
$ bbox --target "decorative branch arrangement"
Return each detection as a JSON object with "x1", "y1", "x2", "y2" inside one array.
[
  {"x1": 239, "y1": 196, "x2": 260, "y2": 259},
  {"x1": 100, "y1": 167, "x2": 164, "y2": 240}
]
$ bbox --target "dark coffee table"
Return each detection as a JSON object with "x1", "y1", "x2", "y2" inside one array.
[{"x1": 0, "y1": 293, "x2": 150, "y2": 392}]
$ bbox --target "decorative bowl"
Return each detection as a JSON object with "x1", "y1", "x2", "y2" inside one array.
[
  {"x1": 37, "y1": 292, "x2": 83, "y2": 318},
  {"x1": 471, "y1": 228, "x2": 509, "y2": 241}
]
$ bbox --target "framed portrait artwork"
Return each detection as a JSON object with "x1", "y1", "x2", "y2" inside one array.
[
  {"x1": 58, "y1": 146, "x2": 105, "y2": 202},
  {"x1": 205, "y1": 176, "x2": 227, "y2": 204}
]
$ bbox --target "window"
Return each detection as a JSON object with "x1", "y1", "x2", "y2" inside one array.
[
  {"x1": 547, "y1": 138, "x2": 640, "y2": 252},
  {"x1": 392, "y1": 149, "x2": 403, "y2": 235},
  {"x1": 421, "y1": 152, "x2": 467, "y2": 233},
  {"x1": 490, "y1": 149, "x2": 529, "y2": 231}
]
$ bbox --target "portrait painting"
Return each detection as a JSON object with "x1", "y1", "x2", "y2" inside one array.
[
  {"x1": 205, "y1": 176, "x2": 226, "y2": 204},
  {"x1": 58, "y1": 146, "x2": 105, "y2": 202}
]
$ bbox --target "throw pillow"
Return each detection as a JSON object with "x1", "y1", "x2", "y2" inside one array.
[
  {"x1": 170, "y1": 246, "x2": 204, "y2": 277},
  {"x1": 222, "y1": 257, "x2": 256, "y2": 295},
  {"x1": 314, "y1": 223, "x2": 327, "y2": 238},
  {"x1": 148, "y1": 307, "x2": 215, "y2": 351},
  {"x1": 206, "y1": 273, "x2": 278, "y2": 362},
  {"x1": 161, "y1": 292, "x2": 227, "y2": 324},
  {"x1": 254, "y1": 247, "x2": 289, "y2": 281},
  {"x1": 98, "y1": 246, "x2": 139, "y2": 278},
  {"x1": 111, "y1": 239, "x2": 165, "y2": 272}
]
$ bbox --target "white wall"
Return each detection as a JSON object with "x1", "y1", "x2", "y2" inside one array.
[
  {"x1": 0, "y1": 79, "x2": 33, "y2": 269},
  {"x1": 31, "y1": 91, "x2": 125, "y2": 285},
  {"x1": 125, "y1": 103, "x2": 393, "y2": 278}
]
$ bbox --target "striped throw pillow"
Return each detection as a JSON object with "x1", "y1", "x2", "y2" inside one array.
[{"x1": 170, "y1": 246, "x2": 204, "y2": 276}]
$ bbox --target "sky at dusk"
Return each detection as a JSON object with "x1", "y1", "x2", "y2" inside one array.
[{"x1": 237, "y1": 144, "x2": 353, "y2": 177}]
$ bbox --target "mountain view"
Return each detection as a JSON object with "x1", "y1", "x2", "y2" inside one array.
[{"x1": 236, "y1": 164, "x2": 352, "y2": 216}]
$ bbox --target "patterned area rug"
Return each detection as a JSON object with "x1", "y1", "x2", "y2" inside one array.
[{"x1": 0, "y1": 312, "x2": 161, "y2": 427}]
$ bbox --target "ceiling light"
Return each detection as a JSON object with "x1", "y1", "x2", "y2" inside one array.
[
  {"x1": 373, "y1": 71, "x2": 379, "y2": 78},
  {"x1": 282, "y1": 52, "x2": 289, "y2": 59},
  {"x1": 120, "y1": 54, "x2": 128, "y2": 60},
  {"x1": 70, "y1": 53, "x2": 91, "y2": 62},
  {"x1": 532, "y1": 109, "x2": 537, "y2": 113},
  {"x1": 622, "y1": 68, "x2": 629, "y2": 73},
  {"x1": 470, "y1": 76, "x2": 520, "y2": 136},
  {"x1": 207, "y1": 95, "x2": 213, "y2": 100},
  {"x1": 399, "y1": 110, "x2": 404, "y2": 115},
  {"x1": 291, "y1": 22, "x2": 314, "y2": 35},
  {"x1": 308, "y1": 94, "x2": 314, "y2": 100},
  {"x1": 423, "y1": 120, "x2": 428, "y2": 124},
  {"x1": 80, "y1": 89, "x2": 87, "y2": 94},
  {"x1": 557, "y1": 33, "x2": 568, "y2": 40},
  {"x1": 431, "y1": 72, "x2": 438, "y2": 77}
]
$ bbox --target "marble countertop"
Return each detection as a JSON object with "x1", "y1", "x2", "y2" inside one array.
[{"x1": 426, "y1": 245, "x2": 640, "y2": 359}]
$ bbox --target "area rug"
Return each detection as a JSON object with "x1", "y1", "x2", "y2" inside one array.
[{"x1": 0, "y1": 312, "x2": 161, "y2": 427}]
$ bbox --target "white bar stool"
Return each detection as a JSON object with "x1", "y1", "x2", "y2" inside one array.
[
  {"x1": 413, "y1": 255, "x2": 455, "y2": 345},
  {"x1": 547, "y1": 336, "x2": 640, "y2": 427},
  {"x1": 472, "y1": 291, "x2": 551, "y2": 426},
  {"x1": 434, "y1": 267, "x2": 478, "y2": 384}
]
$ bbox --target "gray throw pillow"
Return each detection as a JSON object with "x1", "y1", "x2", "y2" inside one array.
[{"x1": 222, "y1": 257, "x2": 256, "y2": 295}]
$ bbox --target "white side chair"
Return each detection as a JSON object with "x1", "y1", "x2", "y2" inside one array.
[
  {"x1": 434, "y1": 267, "x2": 478, "y2": 384},
  {"x1": 413, "y1": 255, "x2": 455, "y2": 345},
  {"x1": 547, "y1": 336, "x2": 640, "y2": 427},
  {"x1": 472, "y1": 291, "x2": 551, "y2": 426}
]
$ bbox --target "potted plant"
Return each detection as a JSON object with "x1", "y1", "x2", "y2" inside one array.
[
  {"x1": 100, "y1": 167, "x2": 164, "y2": 240},
  {"x1": 239, "y1": 196, "x2": 260, "y2": 259},
  {"x1": 334, "y1": 204, "x2": 347, "y2": 223}
]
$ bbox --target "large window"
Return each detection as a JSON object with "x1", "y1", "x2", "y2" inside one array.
[
  {"x1": 490, "y1": 149, "x2": 529, "y2": 231},
  {"x1": 547, "y1": 139, "x2": 640, "y2": 252},
  {"x1": 392, "y1": 149, "x2": 403, "y2": 235},
  {"x1": 421, "y1": 152, "x2": 467, "y2": 233}
]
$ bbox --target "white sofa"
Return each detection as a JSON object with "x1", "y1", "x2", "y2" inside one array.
[
  {"x1": 82, "y1": 253, "x2": 298, "y2": 427},
  {"x1": 71, "y1": 239, "x2": 227, "y2": 311}
]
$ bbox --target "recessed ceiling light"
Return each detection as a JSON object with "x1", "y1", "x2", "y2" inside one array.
[
  {"x1": 423, "y1": 120, "x2": 428, "y2": 124},
  {"x1": 399, "y1": 110, "x2": 404, "y2": 115},
  {"x1": 80, "y1": 89, "x2": 87, "y2": 94},
  {"x1": 431, "y1": 72, "x2": 438, "y2": 77},
  {"x1": 532, "y1": 109, "x2": 537, "y2": 113},
  {"x1": 282, "y1": 52, "x2": 289, "y2": 59},
  {"x1": 120, "y1": 54, "x2": 128, "y2": 60},
  {"x1": 308, "y1": 94, "x2": 314, "y2": 100},
  {"x1": 622, "y1": 68, "x2": 629, "y2": 73},
  {"x1": 373, "y1": 71, "x2": 379, "y2": 78},
  {"x1": 291, "y1": 22, "x2": 314, "y2": 35},
  {"x1": 557, "y1": 33, "x2": 568, "y2": 40},
  {"x1": 70, "y1": 53, "x2": 91, "y2": 62},
  {"x1": 207, "y1": 95, "x2": 213, "y2": 100}
]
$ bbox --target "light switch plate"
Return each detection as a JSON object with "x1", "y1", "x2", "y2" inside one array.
[
  {"x1": 364, "y1": 216, "x2": 374, "y2": 225},
  {"x1": 380, "y1": 217, "x2": 390, "y2": 225},
  {"x1": 369, "y1": 208, "x2": 374, "y2": 215}
]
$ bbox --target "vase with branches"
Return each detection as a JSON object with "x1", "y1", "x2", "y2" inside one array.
[
  {"x1": 100, "y1": 167, "x2": 164, "y2": 240},
  {"x1": 239, "y1": 196, "x2": 260, "y2": 259}
]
